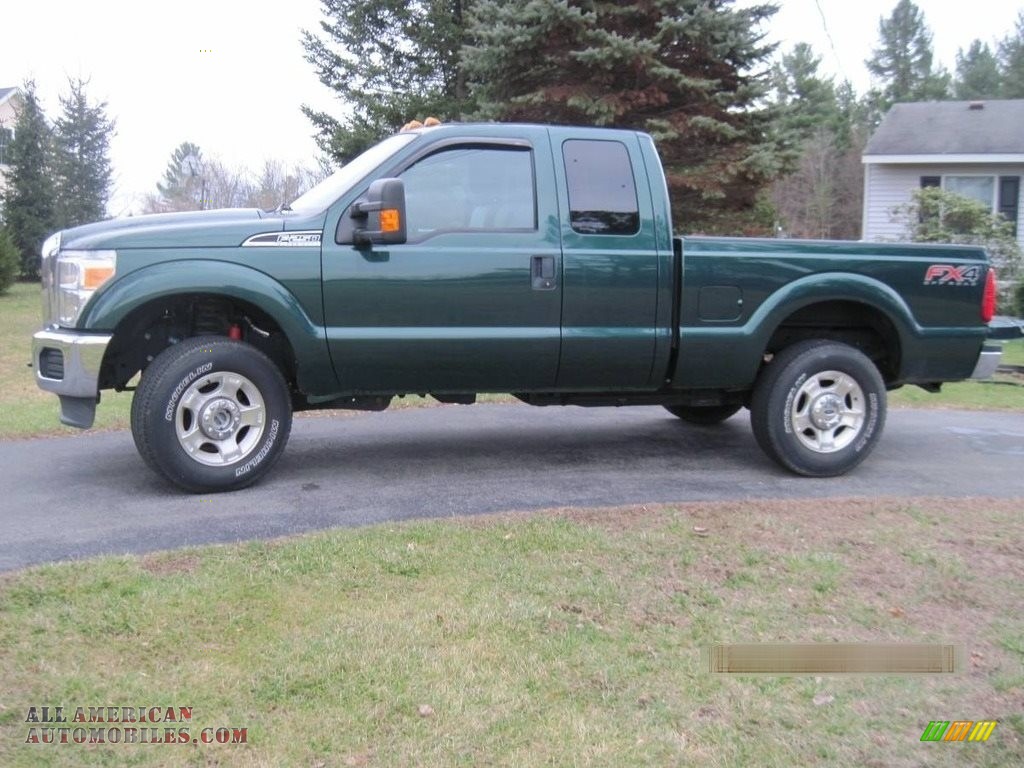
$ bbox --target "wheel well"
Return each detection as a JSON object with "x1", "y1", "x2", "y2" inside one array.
[
  {"x1": 764, "y1": 301, "x2": 901, "y2": 382},
  {"x1": 98, "y1": 293, "x2": 297, "y2": 391}
]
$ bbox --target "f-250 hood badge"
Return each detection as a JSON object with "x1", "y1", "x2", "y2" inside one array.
[{"x1": 242, "y1": 231, "x2": 322, "y2": 247}]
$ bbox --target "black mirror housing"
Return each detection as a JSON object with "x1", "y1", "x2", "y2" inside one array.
[{"x1": 351, "y1": 178, "x2": 407, "y2": 246}]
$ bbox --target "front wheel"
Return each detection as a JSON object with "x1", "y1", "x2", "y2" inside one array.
[
  {"x1": 750, "y1": 340, "x2": 886, "y2": 477},
  {"x1": 131, "y1": 338, "x2": 292, "y2": 492}
]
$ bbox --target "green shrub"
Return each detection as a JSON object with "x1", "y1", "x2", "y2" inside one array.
[
  {"x1": 1014, "y1": 281, "x2": 1024, "y2": 318},
  {"x1": 0, "y1": 227, "x2": 20, "y2": 295},
  {"x1": 892, "y1": 187, "x2": 1022, "y2": 312}
]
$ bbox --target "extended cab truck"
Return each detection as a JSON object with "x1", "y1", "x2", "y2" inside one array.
[{"x1": 32, "y1": 123, "x2": 1001, "y2": 492}]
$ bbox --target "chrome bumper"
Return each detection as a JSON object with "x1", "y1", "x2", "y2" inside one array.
[
  {"x1": 32, "y1": 328, "x2": 112, "y2": 428},
  {"x1": 970, "y1": 343, "x2": 1002, "y2": 380}
]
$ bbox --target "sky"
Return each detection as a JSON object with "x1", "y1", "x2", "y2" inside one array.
[{"x1": 1, "y1": 0, "x2": 1022, "y2": 217}]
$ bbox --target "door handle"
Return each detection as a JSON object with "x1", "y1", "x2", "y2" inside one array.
[{"x1": 531, "y1": 255, "x2": 556, "y2": 291}]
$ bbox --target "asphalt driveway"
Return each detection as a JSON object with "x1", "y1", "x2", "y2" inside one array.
[{"x1": 2, "y1": 404, "x2": 1022, "y2": 571}]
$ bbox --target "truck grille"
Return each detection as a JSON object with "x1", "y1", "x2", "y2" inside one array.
[{"x1": 39, "y1": 348, "x2": 64, "y2": 380}]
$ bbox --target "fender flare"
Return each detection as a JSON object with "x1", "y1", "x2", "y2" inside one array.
[
  {"x1": 81, "y1": 260, "x2": 337, "y2": 394},
  {"x1": 747, "y1": 272, "x2": 919, "y2": 376}
]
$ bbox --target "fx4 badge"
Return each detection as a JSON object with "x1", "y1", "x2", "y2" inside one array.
[{"x1": 923, "y1": 264, "x2": 983, "y2": 286}]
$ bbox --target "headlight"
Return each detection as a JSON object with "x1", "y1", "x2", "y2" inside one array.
[{"x1": 55, "y1": 250, "x2": 117, "y2": 326}]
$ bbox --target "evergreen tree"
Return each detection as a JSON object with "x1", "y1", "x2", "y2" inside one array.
[
  {"x1": 832, "y1": 80, "x2": 871, "y2": 151},
  {"x1": 866, "y1": 0, "x2": 950, "y2": 112},
  {"x1": 999, "y1": 12, "x2": 1024, "y2": 98},
  {"x1": 302, "y1": 0, "x2": 475, "y2": 164},
  {"x1": 770, "y1": 71, "x2": 870, "y2": 242},
  {"x1": 770, "y1": 43, "x2": 837, "y2": 145},
  {"x1": 152, "y1": 142, "x2": 206, "y2": 211},
  {"x1": 464, "y1": 0, "x2": 784, "y2": 234},
  {"x1": 0, "y1": 81, "x2": 57, "y2": 280},
  {"x1": 0, "y1": 226, "x2": 18, "y2": 294},
  {"x1": 954, "y1": 40, "x2": 1001, "y2": 99},
  {"x1": 53, "y1": 78, "x2": 115, "y2": 228}
]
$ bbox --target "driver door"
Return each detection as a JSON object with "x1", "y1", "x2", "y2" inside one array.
[{"x1": 321, "y1": 128, "x2": 562, "y2": 394}]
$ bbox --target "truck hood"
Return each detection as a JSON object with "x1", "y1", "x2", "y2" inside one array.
[{"x1": 60, "y1": 208, "x2": 326, "y2": 250}]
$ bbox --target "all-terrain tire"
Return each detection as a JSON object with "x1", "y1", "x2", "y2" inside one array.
[
  {"x1": 750, "y1": 340, "x2": 886, "y2": 477},
  {"x1": 131, "y1": 337, "x2": 292, "y2": 492}
]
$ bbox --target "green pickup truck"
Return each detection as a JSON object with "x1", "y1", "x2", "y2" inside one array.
[{"x1": 32, "y1": 123, "x2": 1001, "y2": 492}]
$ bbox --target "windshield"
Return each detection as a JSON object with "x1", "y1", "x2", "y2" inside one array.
[{"x1": 288, "y1": 133, "x2": 417, "y2": 213}]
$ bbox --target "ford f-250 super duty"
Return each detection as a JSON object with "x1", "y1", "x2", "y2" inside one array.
[{"x1": 31, "y1": 123, "x2": 1002, "y2": 492}]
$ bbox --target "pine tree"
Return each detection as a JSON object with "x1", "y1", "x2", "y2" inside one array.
[
  {"x1": 770, "y1": 64, "x2": 870, "y2": 243},
  {"x1": 954, "y1": 41, "x2": 1001, "y2": 99},
  {"x1": 464, "y1": 0, "x2": 784, "y2": 234},
  {"x1": 53, "y1": 78, "x2": 115, "y2": 228},
  {"x1": 0, "y1": 81, "x2": 57, "y2": 280},
  {"x1": 832, "y1": 80, "x2": 871, "y2": 151},
  {"x1": 151, "y1": 142, "x2": 206, "y2": 212},
  {"x1": 866, "y1": 0, "x2": 950, "y2": 112},
  {"x1": 302, "y1": 0, "x2": 475, "y2": 164},
  {"x1": 771, "y1": 44, "x2": 837, "y2": 144},
  {"x1": 0, "y1": 226, "x2": 19, "y2": 294},
  {"x1": 998, "y1": 12, "x2": 1024, "y2": 98}
]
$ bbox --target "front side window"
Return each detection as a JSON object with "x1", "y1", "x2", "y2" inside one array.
[
  {"x1": 399, "y1": 146, "x2": 536, "y2": 239},
  {"x1": 563, "y1": 139, "x2": 640, "y2": 235}
]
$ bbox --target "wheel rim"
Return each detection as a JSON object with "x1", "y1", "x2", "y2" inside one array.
[
  {"x1": 175, "y1": 371, "x2": 266, "y2": 467},
  {"x1": 790, "y1": 370, "x2": 865, "y2": 454}
]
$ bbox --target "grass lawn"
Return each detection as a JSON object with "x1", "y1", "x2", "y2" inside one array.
[
  {"x1": 0, "y1": 282, "x2": 133, "y2": 439},
  {"x1": 1, "y1": 280, "x2": 1021, "y2": 438},
  {"x1": 0, "y1": 282, "x2": 516, "y2": 439},
  {"x1": 0, "y1": 498, "x2": 1021, "y2": 767}
]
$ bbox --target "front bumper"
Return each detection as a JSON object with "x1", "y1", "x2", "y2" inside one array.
[{"x1": 32, "y1": 328, "x2": 112, "y2": 428}]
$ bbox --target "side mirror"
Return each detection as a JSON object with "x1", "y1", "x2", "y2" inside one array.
[{"x1": 350, "y1": 178, "x2": 407, "y2": 246}]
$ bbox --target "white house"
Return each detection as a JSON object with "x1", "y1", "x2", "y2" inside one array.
[
  {"x1": 861, "y1": 99, "x2": 1024, "y2": 248},
  {"x1": 0, "y1": 86, "x2": 22, "y2": 204}
]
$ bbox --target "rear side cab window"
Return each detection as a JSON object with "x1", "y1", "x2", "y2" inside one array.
[
  {"x1": 562, "y1": 139, "x2": 640, "y2": 236},
  {"x1": 399, "y1": 145, "x2": 537, "y2": 240}
]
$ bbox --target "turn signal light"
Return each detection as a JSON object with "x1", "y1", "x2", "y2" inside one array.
[
  {"x1": 380, "y1": 209, "x2": 401, "y2": 233},
  {"x1": 82, "y1": 265, "x2": 115, "y2": 290},
  {"x1": 981, "y1": 268, "x2": 996, "y2": 323}
]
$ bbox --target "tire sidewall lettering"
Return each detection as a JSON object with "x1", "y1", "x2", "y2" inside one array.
[
  {"x1": 234, "y1": 418, "x2": 280, "y2": 477},
  {"x1": 853, "y1": 392, "x2": 879, "y2": 453},
  {"x1": 783, "y1": 372, "x2": 808, "y2": 435},
  {"x1": 164, "y1": 361, "x2": 214, "y2": 422}
]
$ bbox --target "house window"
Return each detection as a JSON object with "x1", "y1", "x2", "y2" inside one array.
[
  {"x1": 0, "y1": 127, "x2": 12, "y2": 166},
  {"x1": 945, "y1": 176, "x2": 996, "y2": 209},
  {"x1": 919, "y1": 174, "x2": 1020, "y2": 234}
]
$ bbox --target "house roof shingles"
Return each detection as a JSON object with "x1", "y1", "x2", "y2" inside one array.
[
  {"x1": 865, "y1": 99, "x2": 1024, "y2": 157},
  {"x1": 0, "y1": 87, "x2": 17, "y2": 104}
]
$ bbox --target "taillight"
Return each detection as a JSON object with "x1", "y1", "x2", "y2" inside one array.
[{"x1": 981, "y1": 268, "x2": 996, "y2": 323}]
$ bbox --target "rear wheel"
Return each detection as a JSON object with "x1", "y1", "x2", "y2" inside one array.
[
  {"x1": 750, "y1": 340, "x2": 886, "y2": 477},
  {"x1": 663, "y1": 404, "x2": 742, "y2": 425},
  {"x1": 131, "y1": 338, "x2": 292, "y2": 492}
]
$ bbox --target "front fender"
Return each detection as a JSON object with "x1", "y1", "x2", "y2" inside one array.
[{"x1": 80, "y1": 260, "x2": 338, "y2": 394}]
